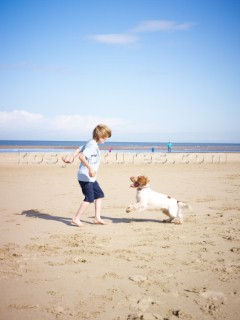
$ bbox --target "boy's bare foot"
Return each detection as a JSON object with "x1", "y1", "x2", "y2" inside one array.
[
  {"x1": 71, "y1": 219, "x2": 84, "y2": 227},
  {"x1": 93, "y1": 219, "x2": 108, "y2": 225}
]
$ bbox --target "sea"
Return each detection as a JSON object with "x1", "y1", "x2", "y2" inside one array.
[{"x1": 0, "y1": 140, "x2": 240, "y2": 153}]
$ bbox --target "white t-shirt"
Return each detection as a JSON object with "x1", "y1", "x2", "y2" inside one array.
[{"x1": 77, "y1": 139, "x2": 100, "y2": 182}]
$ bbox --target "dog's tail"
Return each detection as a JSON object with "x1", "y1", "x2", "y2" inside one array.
[{"x1": 177, "y1": 201, "x2": 192, "y2": 210}]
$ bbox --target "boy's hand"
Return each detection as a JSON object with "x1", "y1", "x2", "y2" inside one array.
[
  {"x1": 89, "y1": 168, "x2": 96, "y2": 177},
  {"x1": 62, "y1": 156, "x2": 73, "y2": 164}
]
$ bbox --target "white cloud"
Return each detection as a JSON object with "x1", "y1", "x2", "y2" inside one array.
[
  {"x1": 0, "y1": 110, "x2": 43, "y2": 124},
  {"x1": 1, "y1": 110, "x2": 236, "y2": 142},
  {"x1": 0, "y1": 110, "x2": 46, "y2": 140},
  {"x1": 89, "y1": 33, "x2": 139, "y2": 45},
  {"x1": 0, "y1": 110, "x2": 131, "y2": 140},
  {"x1": 132, "y1": 20, "x2": 195, "y2": 33},
  {"x1": 89, "y1": 19, "x2": 194, "y2": 46},
  {"x1": 0, "y1": 110, "x2": 171, "y2": 141}
]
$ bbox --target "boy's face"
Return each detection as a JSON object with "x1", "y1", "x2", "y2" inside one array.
[{"x1": 99, "y1": 136, "x2": 108, "y2": 144}]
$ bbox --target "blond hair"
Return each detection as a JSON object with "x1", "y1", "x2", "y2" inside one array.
[{"x1": 92, "y1": 124, "x2": 112, "y2": 142}]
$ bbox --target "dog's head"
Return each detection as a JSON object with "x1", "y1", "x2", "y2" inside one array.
[{"x1": 130, "y1": 176, "x2": 150, "y2": 188}]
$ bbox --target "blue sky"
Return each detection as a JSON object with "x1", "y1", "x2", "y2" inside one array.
[{"x1": 0, "y1": 0, "x2": 239, "y2": 142}]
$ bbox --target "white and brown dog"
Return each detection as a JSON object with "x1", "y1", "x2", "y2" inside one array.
[{"x1": 126, "y1": 176, "x2": 190, "y2": 224}]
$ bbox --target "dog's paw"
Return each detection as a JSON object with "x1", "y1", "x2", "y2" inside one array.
[
  {"x1": 175, "y1": 219, "x2": 183, "y2": 224},
  {"x1": 126, "y1": 206, "x2": 132, "y2": 213}
]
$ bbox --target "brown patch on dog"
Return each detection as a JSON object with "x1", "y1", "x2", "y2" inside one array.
[
  {"x1": 136, "y1": 176, "x2": 150, "y2": 187},
  {"x1": 161, "y1": 208, "x2": 170, "y2": 216},
  {"x1": 167, "y1": 196, "x2": 171, "y2": 199}
]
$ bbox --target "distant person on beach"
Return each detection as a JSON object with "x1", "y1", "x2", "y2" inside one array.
[
  {"x1": 62, "y1": 124, "x2": 112, "y2": 226},
  {"x1": 167, "y1": 141, "x2": 172, "y2": 153}
]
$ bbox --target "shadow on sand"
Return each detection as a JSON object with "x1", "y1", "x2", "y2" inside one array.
[
  {"x1": 21, "y1": 210, "x2": 164, "y2": 225},
  {"x1": 21, "y1": 209, "x2": 88, "y2": 226},
  {"x1": 101, "y1": 215, "x2": 164, "y2": 224}
]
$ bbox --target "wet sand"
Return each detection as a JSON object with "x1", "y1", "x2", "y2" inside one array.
[{"x1": 0, "y1": 153, "x2": 239, "y2": 320}]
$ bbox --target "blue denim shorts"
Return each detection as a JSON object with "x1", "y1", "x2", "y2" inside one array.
[{"x1": 78, "y1": 180, "x2": 104, "y2": 203}]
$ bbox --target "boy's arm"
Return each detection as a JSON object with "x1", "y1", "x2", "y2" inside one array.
[
  {"x1": 62, "y1": 147, "x2": 81, "y2": 164},
  {"x1": 79, "y1": 153, "x2": 96, "y2": 177}
]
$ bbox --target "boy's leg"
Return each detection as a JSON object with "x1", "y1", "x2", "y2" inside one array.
[
  {"x1": 93, "y1": 181, "x2": 107, "y2": 224},
  {"x1": 72, "y1": 181, "x2": 94, "y2": 227},
  {"x1": 72, "y1": 201, "x2": 90, "y2": 226},
  {"x1": 94, "y1": 198, "x2": 107, "y2": 224}
]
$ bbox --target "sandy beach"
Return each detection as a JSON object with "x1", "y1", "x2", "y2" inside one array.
[{"x1": 0, "y1": 152, "x2": 239, "y2": 320}]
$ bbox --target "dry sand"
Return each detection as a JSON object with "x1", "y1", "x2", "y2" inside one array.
[{"x1": 0, "y1": 152, "x2": 239, "y2": 320}]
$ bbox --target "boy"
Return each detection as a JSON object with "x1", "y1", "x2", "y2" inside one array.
[{"x1": 62, "y1": 124, "x2": 112, "y2": 226}]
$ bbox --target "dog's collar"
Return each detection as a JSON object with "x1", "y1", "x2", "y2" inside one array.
[{"x1": 137, "y1": 185, "x2": 149, "y2": 191}]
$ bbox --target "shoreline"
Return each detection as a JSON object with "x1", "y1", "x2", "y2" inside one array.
[{"x1": 1, "y1": 143, "x2": 240, "y2": 154}]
